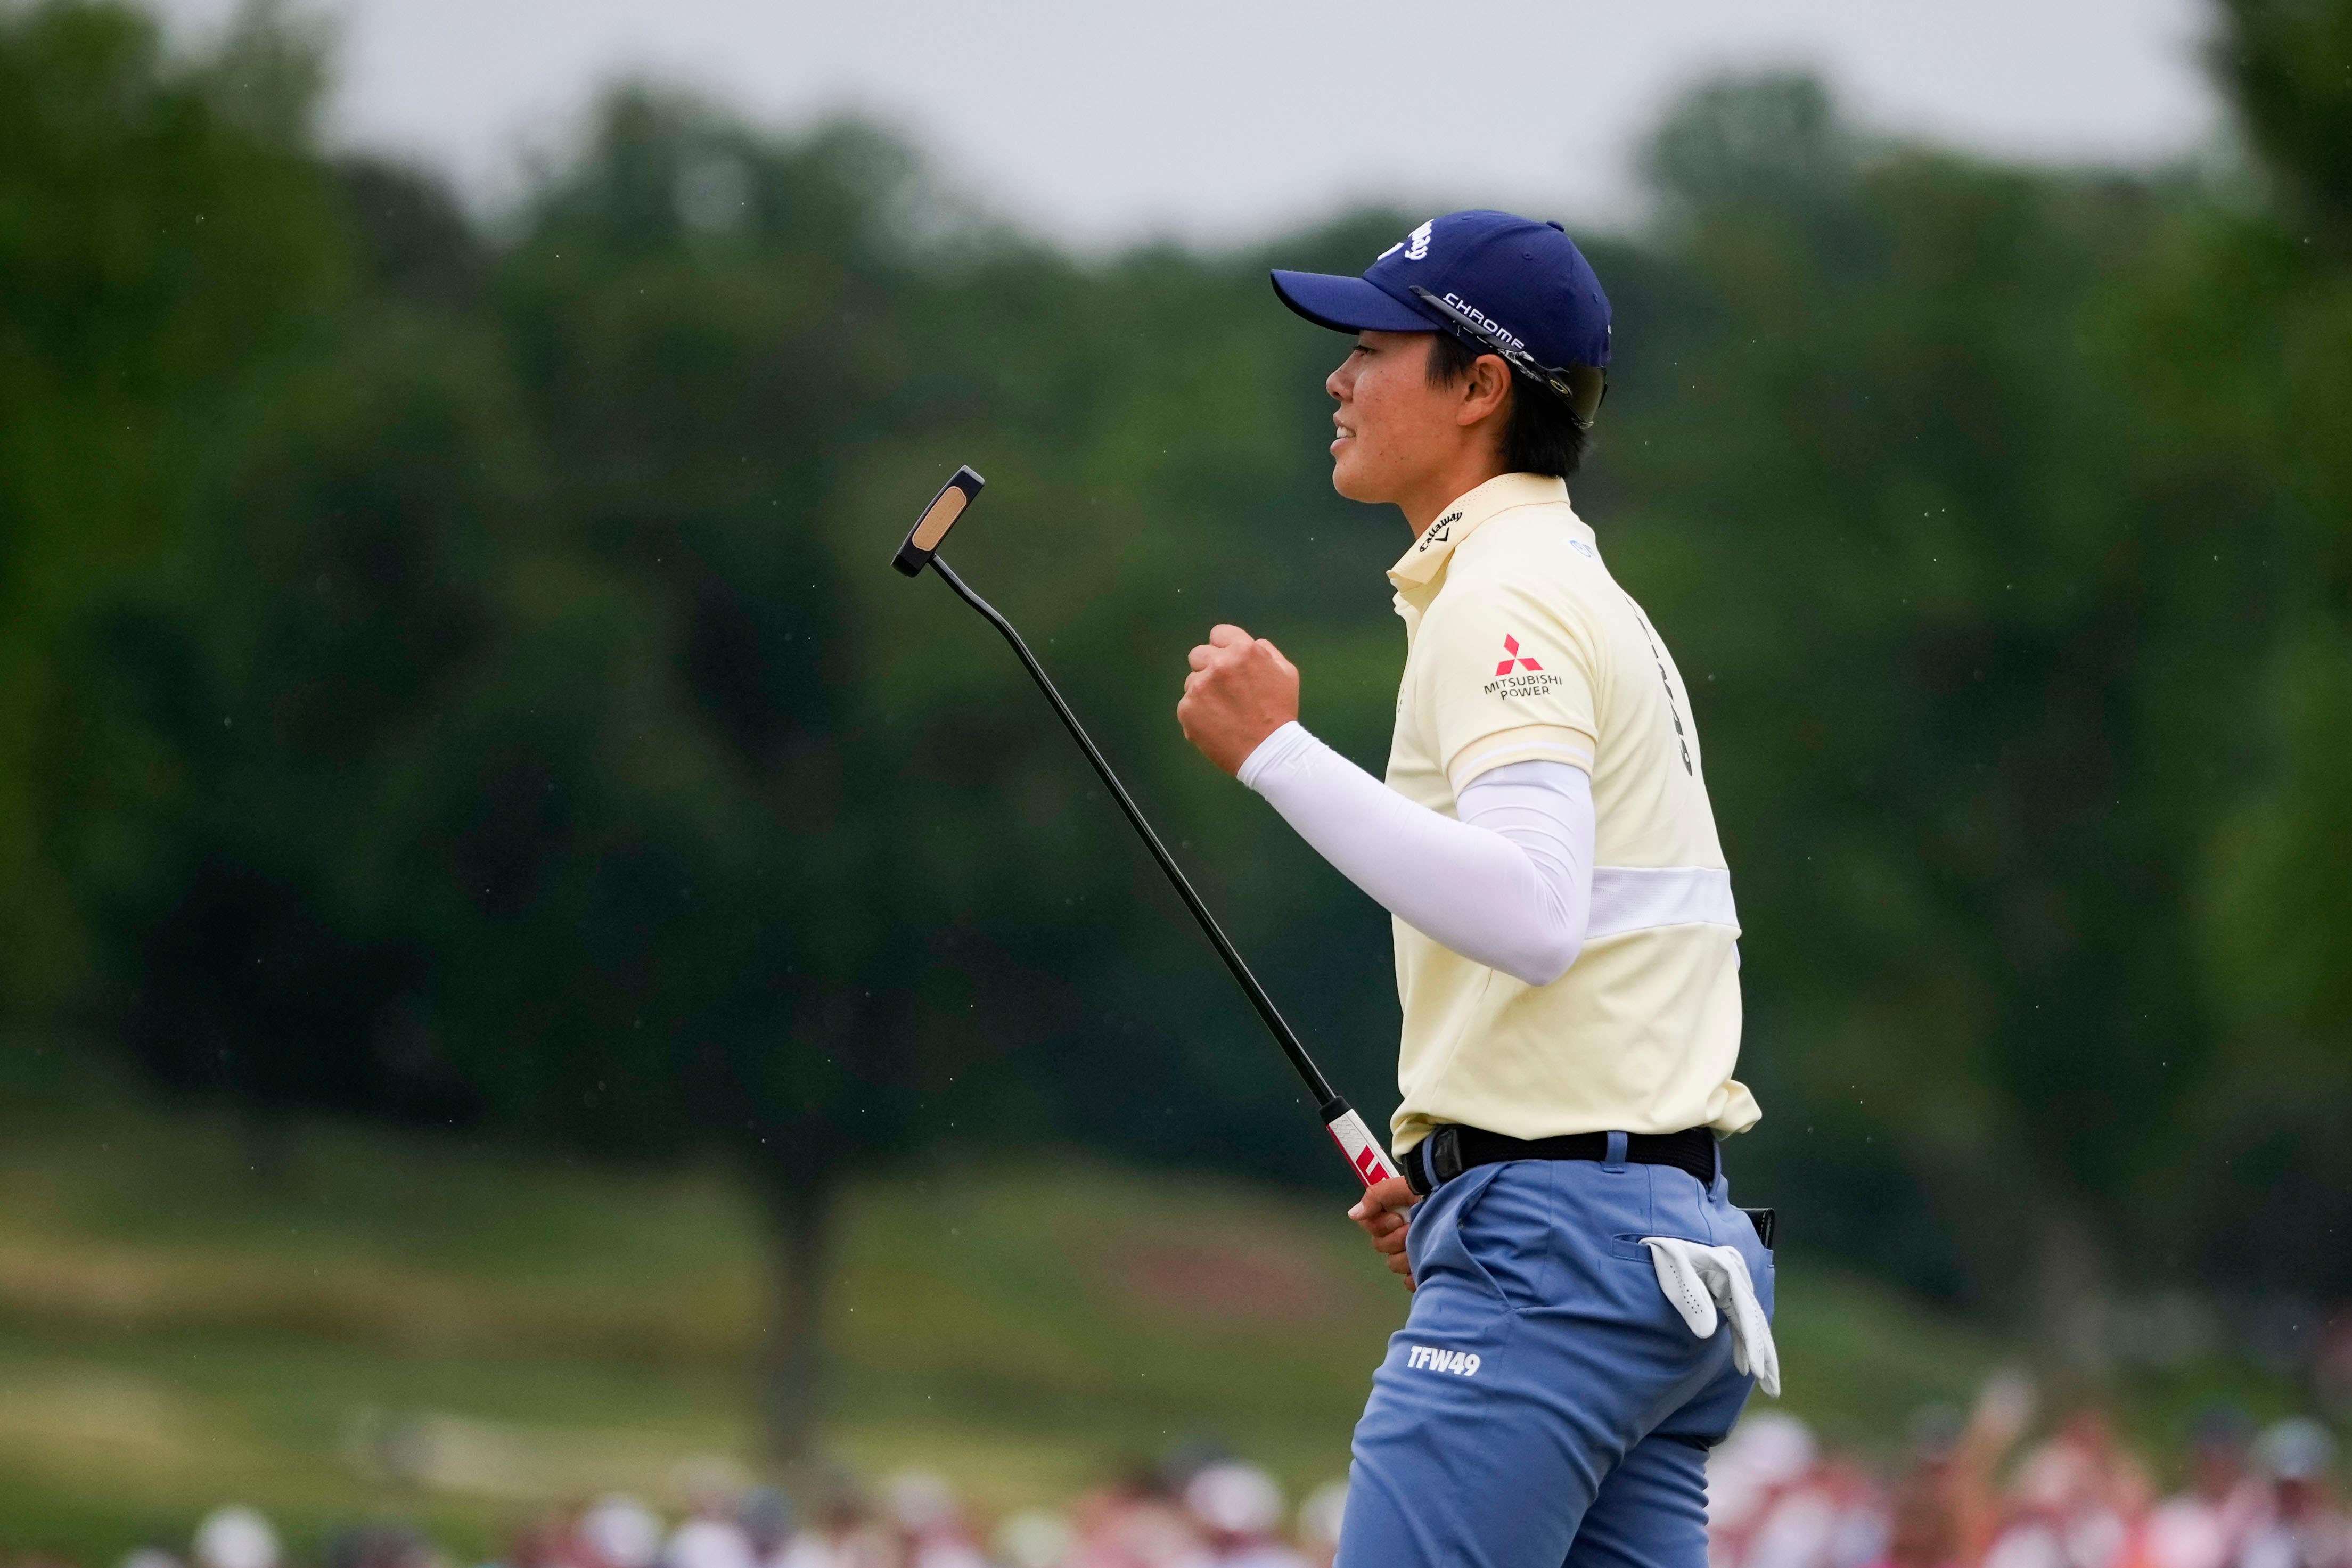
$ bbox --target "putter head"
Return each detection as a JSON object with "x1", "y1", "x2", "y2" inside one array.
[{"x1": 892, "y1": 465, "x2": 986, "y2": 577}]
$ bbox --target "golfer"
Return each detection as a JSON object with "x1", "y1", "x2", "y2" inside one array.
[{"x1": 1176, "y1": 210, "x2": 1775, "y2": 1568}]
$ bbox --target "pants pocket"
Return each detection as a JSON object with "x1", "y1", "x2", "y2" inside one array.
[
  {"x1": 1411, "y1": 1163, "x2": 1553, "y2": 1312},
  {"x1": 1609, "y1": 1231, "x2": 1662, "y2": 1262}
]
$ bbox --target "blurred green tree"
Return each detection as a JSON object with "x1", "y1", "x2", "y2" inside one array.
[
  {"x1": 1593, "y1": 76, "x2": 2279, "y2": 1382},
  {"x1": 2152, "y1": 0, "x2": 2352, "y2": 1294},
  {"x1": 2218, "y1": 0, "x2": 2352, "y2": 230},
  {"x1": 0, "y1": 0, "x2": 344, "y2": 1011},
  {"x1": 2197, "y1": 0, "x2": 2352, "y2": 1036},
  {"x1": 44, "y1": 86, "x2": 949, "y2": 1455}
]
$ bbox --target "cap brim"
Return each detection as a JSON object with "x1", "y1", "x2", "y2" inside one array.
[{"x1": 1270, "y1": 270, "x2": 1438, "y2": 334}]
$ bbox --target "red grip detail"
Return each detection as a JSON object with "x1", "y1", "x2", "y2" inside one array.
[{"x1": 1326, "y1": 1110, "x2": 1398, "y2": 1188}]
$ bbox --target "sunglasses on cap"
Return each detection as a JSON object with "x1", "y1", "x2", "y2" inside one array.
[{"x1": 1409, "y1": 285, "x2": 1608, "y2": 430}]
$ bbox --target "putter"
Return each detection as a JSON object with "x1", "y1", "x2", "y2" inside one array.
[{"x1": 892, "y1": 465, "x2": 1402, "y2": 1189}]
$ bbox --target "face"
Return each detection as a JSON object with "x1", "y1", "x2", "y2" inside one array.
[{"x1": 1325, "y1": 330, "x2": 1471, "y2": 503}]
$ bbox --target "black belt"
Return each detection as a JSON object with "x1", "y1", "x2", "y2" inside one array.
[{"x1": 1405, "y1": 1123, "x2": 1719, "y2": 1197}]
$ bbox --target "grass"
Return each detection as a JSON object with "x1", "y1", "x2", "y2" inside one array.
[{"x1": 0, "y1": 1049, "x2": 2006, "y2": 1563}]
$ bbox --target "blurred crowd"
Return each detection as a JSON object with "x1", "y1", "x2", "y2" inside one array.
[
  {"x1": 1715, "y1": 1387, "x2": 2348, "y2": 1568},
  {"x1": 36, "y1": 1392, "x2": 2350, "y2": 1568},
  {"x1": 78, "y1": 1452, "x2": 1348, "y2": 1568}
]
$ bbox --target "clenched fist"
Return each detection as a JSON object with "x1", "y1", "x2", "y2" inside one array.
[{"x1": 1177, "y1": 623, "x2": 1299, "y2": 775}]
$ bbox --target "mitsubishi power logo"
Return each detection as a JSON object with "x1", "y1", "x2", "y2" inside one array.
[
  {"x1": 1494, "y1": 635, "x2": 1544, "y2": 676},
  {"x1": 1483, "y1": 635, "x2": 1559, "y2": 701}
]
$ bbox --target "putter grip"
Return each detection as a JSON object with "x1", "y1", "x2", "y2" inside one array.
[{"x1": 1325, "y1": 1106, "x2": 1400, "y2": 1188}]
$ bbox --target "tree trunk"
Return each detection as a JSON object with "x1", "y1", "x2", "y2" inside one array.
[
  {"x1": 752, "y1": 1157, "x2": 840, "y2": 1466},
  {"x1": 2033, "y1": 1202, "x2": 2110, "y2": 1397}
]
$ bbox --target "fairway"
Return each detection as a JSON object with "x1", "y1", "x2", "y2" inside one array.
[{"x1": 0, "y1": 1071, "x2": 1998, "y2": 1563}]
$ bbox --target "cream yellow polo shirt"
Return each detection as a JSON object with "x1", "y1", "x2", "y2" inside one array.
[{"x1": 1384, "y1": 471, "x2": 1759, "y2": 1154}]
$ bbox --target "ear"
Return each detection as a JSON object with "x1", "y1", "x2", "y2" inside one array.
[{"x1": 1455, "y1": 354, "x2": 1513, "y2": 428}]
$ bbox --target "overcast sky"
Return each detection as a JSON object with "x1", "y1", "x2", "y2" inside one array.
[{"x1": 152, "y1": 0, "x2": 2222, "y2": 247}]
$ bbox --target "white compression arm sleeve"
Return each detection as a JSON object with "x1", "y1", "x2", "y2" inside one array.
[{"x1": 1236, "y1": 721, "x2": 1593, "y2": 986}]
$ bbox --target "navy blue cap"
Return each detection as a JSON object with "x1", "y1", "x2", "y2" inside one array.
[{"x1": 1272, "y1": 209, "x2": 1611, "y2": 422}]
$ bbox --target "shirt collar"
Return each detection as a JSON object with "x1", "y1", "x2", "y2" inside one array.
[{"x1": 1386, "y1": 472, "x2": 1574, "y2": 591}]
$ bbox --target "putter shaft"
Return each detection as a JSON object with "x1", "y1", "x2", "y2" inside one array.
[{"x1": 927, "y1": 555, "x2": 1399, "y2": 1187}]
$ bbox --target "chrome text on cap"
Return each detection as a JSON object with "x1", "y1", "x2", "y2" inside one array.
[{"x1": 1435, "y1": 292, "x2": 1527, "y2": 353}]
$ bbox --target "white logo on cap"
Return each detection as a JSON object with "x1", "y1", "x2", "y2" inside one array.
[{"x1": 1376, "y1": 220, "x2": 1435, "y2": 264}]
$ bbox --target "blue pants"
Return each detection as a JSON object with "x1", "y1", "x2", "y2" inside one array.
[{"x1": 1334, "y1": 1144, "x2": 1773, "y2": 1568}]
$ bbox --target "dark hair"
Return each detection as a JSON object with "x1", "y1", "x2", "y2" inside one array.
[{"x1": 1425, "y1": 332, "x2": 1589, "y2": 479}]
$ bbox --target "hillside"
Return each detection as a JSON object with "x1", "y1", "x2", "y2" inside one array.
[{"x1": 0, "y1": 1056, "x2": 1998, "y2": 1561}]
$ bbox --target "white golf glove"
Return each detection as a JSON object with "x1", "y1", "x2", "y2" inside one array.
[{"x1": 1640, "y1": 1236, "x2": 1780, "y2": 1397}]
